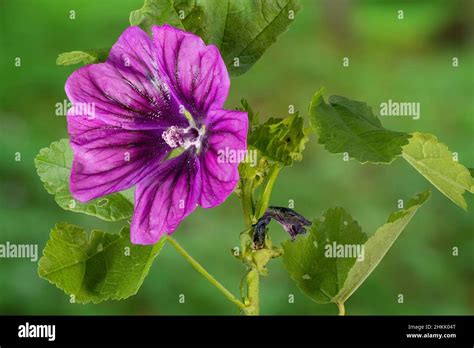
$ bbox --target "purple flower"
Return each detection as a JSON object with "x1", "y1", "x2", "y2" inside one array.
[{"x1": 65, "y1": 25, "x2": 248, "y2": 244}]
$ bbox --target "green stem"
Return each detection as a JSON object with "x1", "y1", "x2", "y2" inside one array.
[
  {"x1": 238, "y1": 165, "x2": 284, "y2": 315},
  {"x1": 167, "y1": 236, "x2": 246, "y2": 310},
  {"x1": 255, "y1": 165, "x2": 282, "y2": 219},
  {"x1": 337, "y1": 302, "x2": 346, "y2": 316},
  {"x1": 242, "y1": 268, "x2": 260, "y2": 315},
  {"x1": 240, "y1": 178, "x2": 255, "y2": 229}
]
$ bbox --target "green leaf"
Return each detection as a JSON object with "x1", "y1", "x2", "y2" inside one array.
[
  {"x1": 309, "y1": 89, "x2": 411, "y2": 164},
  {"x1": 35, "y1": 139, "x2": 134, "y2": 221},
  {"x1": 129, "y1": 0, "x2": 186, "y2": 32},
  {"x1": 402, "y1": 132, "x2": 473, "y2": 210},
  {"x1": 237, "y1": 98, "x2": 259, "y2": 131},
  {"x1": 248, "y1": 113, "x2": 309, "y2": 166},
  {"x1": 56, "y1": 49, "x2": 109, "y2": 66},
  {"x1": 334, "y1": 190, "x2": 431, "y2": 305},
  {"x1": 282, "y1": 208, "x2": 368, "y2": 304},
  {"x1": 282, "y1": 191, "x2": 430, "y2": 308},
  {"x1": 38, "y1": 223, "x2": 166, "y2": 304},
  {"x1": 130, "y1": 0, "x2": 301, "y2": 76}
]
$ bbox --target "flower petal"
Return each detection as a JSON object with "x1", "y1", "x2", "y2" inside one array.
[
  {"x1": 68, "y1": 111, "x2": 170, "y2": 202},
  {"x1": 199, "y1": 109, "x2": 248, "y2": 208},
  {"x1": 65, "y1": 26, "x2": 187, "y2": 130},
  {"x1": 152, "y1": 25, "x2": 230, "y2": 121},
  {"x1": 131, "y1": 151, "x2": 201, "y2": 244}
]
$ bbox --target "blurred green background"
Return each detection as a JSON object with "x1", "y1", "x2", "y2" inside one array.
[{"x1": 0, "y1": 0, "x2": 473, "y2": 315}]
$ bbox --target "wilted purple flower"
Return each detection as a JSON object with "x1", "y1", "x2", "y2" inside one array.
[
  {"x1": 65, "y1": 25, "x2": 248, "y2": 244},
  {"x1": 253, "y1": 206, "x2": 311, "y2": 248}
]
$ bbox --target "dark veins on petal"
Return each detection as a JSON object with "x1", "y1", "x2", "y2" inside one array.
[
  {"x1": 132, "y1": 148, "x2": 201, "y2": 243},
  {"x1": 109, "y1": 30, "x2": 188, "y2": 128},
  {"x1": 155, "y1": 31, "x2": 226, "y2": 125}
]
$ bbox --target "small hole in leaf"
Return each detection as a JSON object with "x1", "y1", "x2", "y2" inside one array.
[{"x1": 98, "y1": 198, "x2": 109, "y2": 207}]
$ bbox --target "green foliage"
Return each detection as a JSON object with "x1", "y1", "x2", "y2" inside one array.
[
  {"x1": 38, "y1": 223, "x2": 166, "y2": 304},
  {"x1": 402, "y1": 133, "x2": 474, "y2": 211},
  {"x1": 283, "y1": 191, "x2": 430, "y2": 308},
  {"x1": 35, "y1": 139, "x2": 134, "y2": 221},
  {"x1": 309, "y1": 89, "x2": 411, "y2": 164},
  {"x1": 249, "y1": 113, "x2": 309, "y2": 167},
  {"x1": 237, "y1": 98, "x2": 259, "y2": 130},
  {"x1": 334, "y1": 190, "x2": 431, "y2": 306},
  {"x1": 56, "y1": 49, "x2": 109, "y2": 66},
  {"x1": 129, "y1": 0, "x2": 186, "y2": 32},
  {"x1": 282, "y1": 207, "x2": 367, "y2": 304},
  {"x1": 58, "y1": 0, "x2": 300, "y2": 74},
  {"x1": 310, "y1": 90, "x2": 472, "y2": 211},
  {"x1": 236, "y1": 100, "x2": 308, "y2": 225},
  {"x1": 129, "y1": 0, "x2": 301, "y2": 76}
]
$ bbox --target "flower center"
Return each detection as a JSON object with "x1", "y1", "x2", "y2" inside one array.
[{"x1": 162, "y1": 125, "x2": 205, "y2": 151}]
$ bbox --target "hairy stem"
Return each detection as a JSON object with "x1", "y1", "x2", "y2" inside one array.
[{"x1": 167, "y1": 236, "x2": 246, "y2": 310}]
